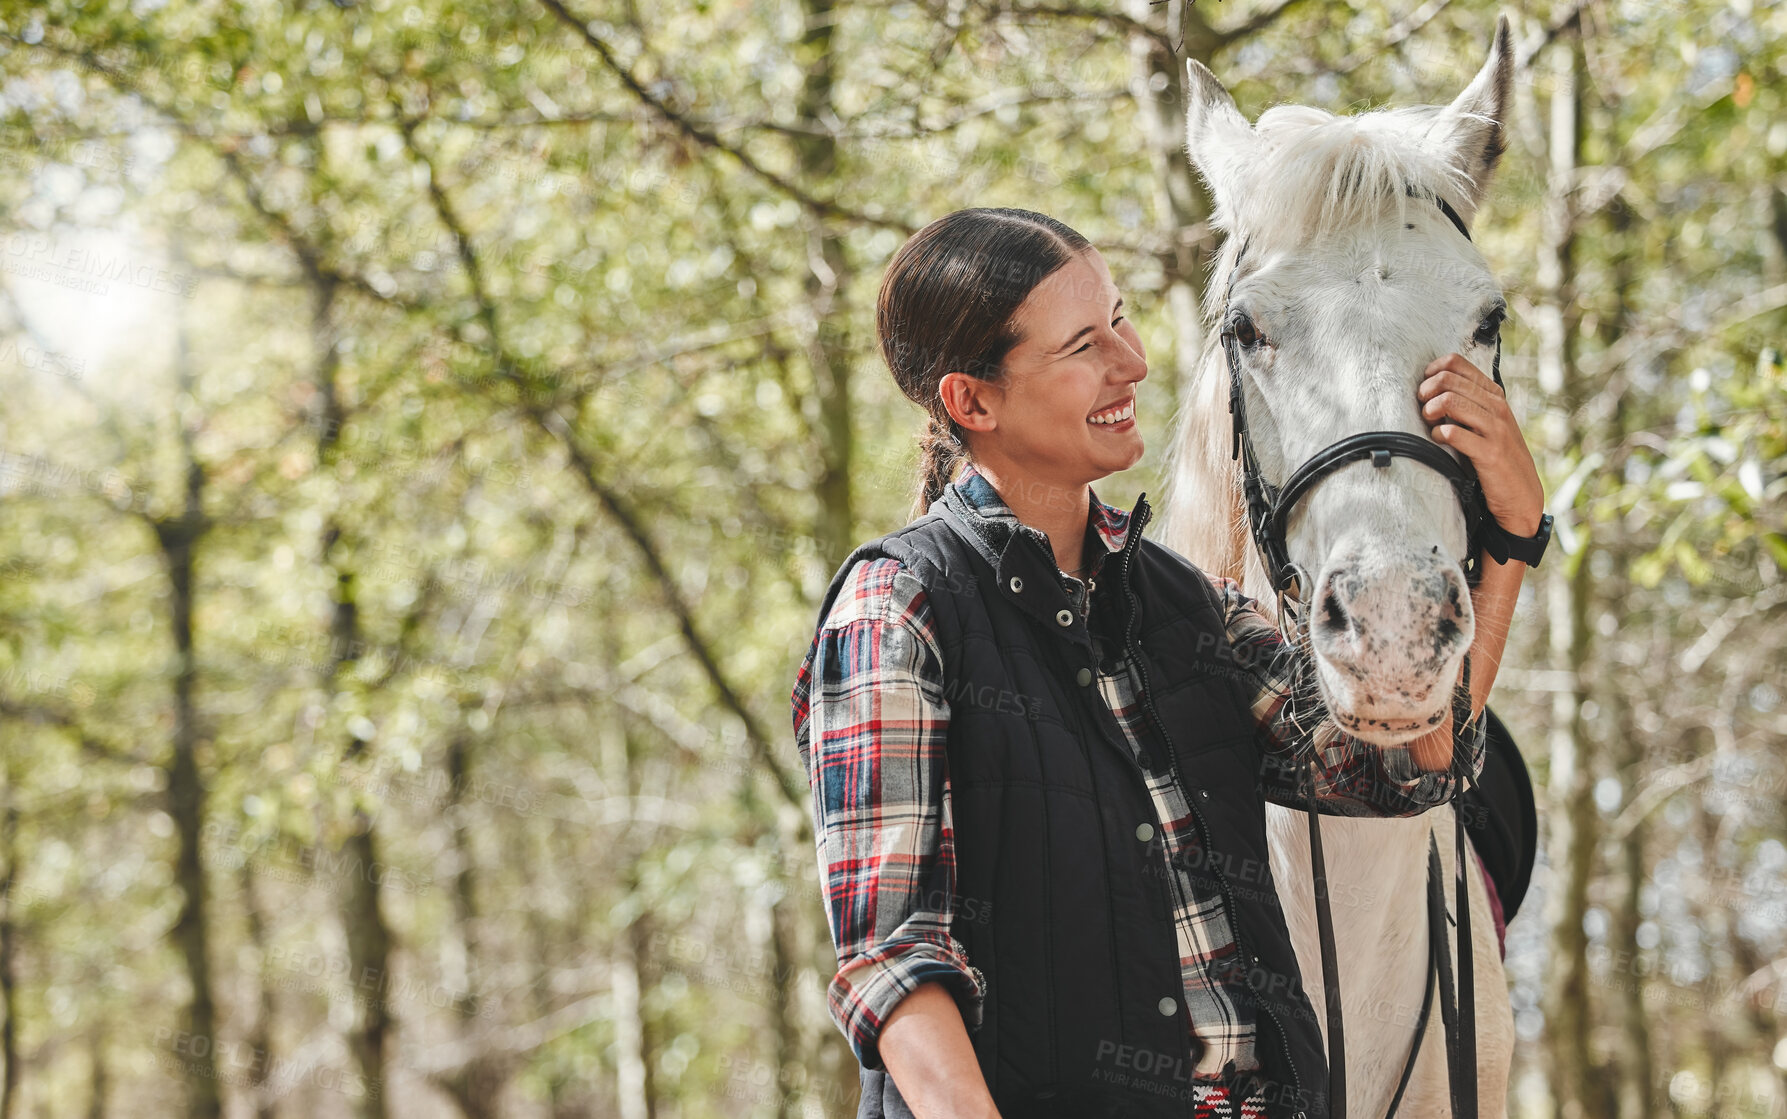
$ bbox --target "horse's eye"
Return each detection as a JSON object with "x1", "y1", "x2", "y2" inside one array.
[
  {"x1": 1474, "y1": 306, "x2": 1506, "y2": 348},
  {"x1": 1229, "y1": 310, "x2": 1262, "y2": 348}
]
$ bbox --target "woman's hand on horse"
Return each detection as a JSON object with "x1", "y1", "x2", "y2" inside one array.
[{"x1": 1418, "y1": 353, "x2": 1545, "y2": 537}]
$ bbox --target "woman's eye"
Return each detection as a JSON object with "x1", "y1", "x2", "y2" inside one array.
[{"x1": 1073, "y1": 316, "x2": 1127, "y2": 354}]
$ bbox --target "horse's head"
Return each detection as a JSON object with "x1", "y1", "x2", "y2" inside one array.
[{"x1": 1170, "y1": 19, "x2": 1513, "y2": 745}]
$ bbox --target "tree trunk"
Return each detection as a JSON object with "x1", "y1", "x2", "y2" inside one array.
[
  {"x1": 1608, "y1": 627, "x2": 1654, "y2": 1119},
  {"x1": 1536, "y1": 28, "x2": 1597, "y2": 1119},
  {"x1": 240, "y1": 860, "x2": 279, "y2": 1119},
  {"x1": 796, "y1": 0, "x2": 854, "y2": 571},
  {"x1": 438, "y1": 732, "x2": 506, "y2": 1119},
  {"x1": 612, "y1": 911, "x2": 653, "y2": 1119},
  {"x1": 0, "y1": 786, "x2": 17, "y2": 1119},
  {"x1": 770, "y1": 892, "x2": 806, "y2": 1119},
  {"x1": 308, "y1": 275, "x2": 394, "y2": 1119},
  {"x1": 525, "y1": 853, "x2": 582, "y2": 1119},
  {"x1": 1694, "y1": 784, "x2": 1732, "y2": 1117},
  {"x1": 341, "y1": 816, "x2": 392, "y2": 1119},
  {"x1": 85, "y1": 1023, "x2": 107, "y2": 1119},
  {"x1": 157, "y1": 313, "x2": 221, "y2": 1119},
  {"x1": 1598, "y1": 159, "x2": 1655, "y2": 1119},
  {"x1": 1123, "y1": 0, "x2": 1221, "y2": 408},
  {"x1": 794, "y1": 3, "x2": 862, "y2": 1111}
]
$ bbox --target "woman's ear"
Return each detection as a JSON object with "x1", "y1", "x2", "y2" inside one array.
[{"x1": 939, "y1": 371, "x2": 1001, "y2": 436}]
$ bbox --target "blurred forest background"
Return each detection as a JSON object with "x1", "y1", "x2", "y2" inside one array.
[{"x1": 0, "y1": 0, "x2": 1782, "y2": 1116}]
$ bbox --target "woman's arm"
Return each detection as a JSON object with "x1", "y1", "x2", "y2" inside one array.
[
  {"x1": 881, "y1": 984, "x2": 1003, "y2": 1119},
  {"x1": 792, "y1": 557, "x2": 995, "y2": 1113},
  {"x1": 1412, "y1": 350, "x2": 1547, "y2": 769}
]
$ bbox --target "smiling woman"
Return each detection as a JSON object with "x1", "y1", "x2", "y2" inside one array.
[
  {"x1": 876, "y1": 209, "x2": 1146, "y2": 574},
  {"x1": 790, "y1": 206, "x2": 1532, "y2": 1119},
  {"x1": 939, "y1": 245, "x2": 1149, "y2": 556}
]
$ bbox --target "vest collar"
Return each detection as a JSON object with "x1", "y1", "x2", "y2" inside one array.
[
  {"x1": 933, "y1": 462, "x2": 1136, "y2": 561},
  {"x1": 930, "y1": 463, "x2": 1152, "y2": 647}
]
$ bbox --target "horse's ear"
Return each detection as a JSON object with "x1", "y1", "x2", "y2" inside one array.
[
  {"x1": 1428, "y1": 14, "x2": 1514, "y2": 215},
  {"x1": 1184, "y1": 59, "x2": 1256, "y2": 223}
]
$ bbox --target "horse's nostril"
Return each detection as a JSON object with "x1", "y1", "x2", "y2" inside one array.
[
  {"x1": 1433, "y1": 615, "x2": 1462, "y2": 658},
  {"x1": 1319, "y1": 591, "x2": 1348, "y2": 635}
]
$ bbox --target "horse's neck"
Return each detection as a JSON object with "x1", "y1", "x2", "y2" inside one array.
[
  {"x1": 1267, "y1": 805, "x2": 1449, "y2": 1111},
  {"x1": 1267, "y1": 806, "x2": 1439, "y2": 948}
]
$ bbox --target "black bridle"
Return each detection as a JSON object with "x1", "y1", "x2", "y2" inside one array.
[{"x1": 1221, "y1": 192, "x2": 1493, "y2": 1119}]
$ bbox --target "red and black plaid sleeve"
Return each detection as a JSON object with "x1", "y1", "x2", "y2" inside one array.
[{"x1": 791, "y1": 557, "x2": 986, "y2": 1071}]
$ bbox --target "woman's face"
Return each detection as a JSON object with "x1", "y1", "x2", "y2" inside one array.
[{"x1": 947, "y1": 248, "x2": 1148, "y2": 489}]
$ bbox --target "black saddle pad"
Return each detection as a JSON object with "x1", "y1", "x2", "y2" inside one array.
[{"x1": 1457, "y1": 705, "x2": 1538, "y2": 922}]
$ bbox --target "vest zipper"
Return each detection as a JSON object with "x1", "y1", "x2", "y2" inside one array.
[{"x1": 1117, "y1": 500, "x2": 1308, "y2": 1118}]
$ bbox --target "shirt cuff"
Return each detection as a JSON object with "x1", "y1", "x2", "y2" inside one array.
[{"x1": 826, "y1": 937, "x2": 987, "y2": 1072}]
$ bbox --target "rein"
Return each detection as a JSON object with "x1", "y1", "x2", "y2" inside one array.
[{"x1": 1220, "y1": 191, "x2": 1493, "y2": 1119}]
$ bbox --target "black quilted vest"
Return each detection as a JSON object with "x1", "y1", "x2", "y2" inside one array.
[{"x1": 812, "y1": 485, "x2": 1331, "y2": 1119}]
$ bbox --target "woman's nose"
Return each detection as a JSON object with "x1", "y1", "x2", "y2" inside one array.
[{"x1": 1120, "y1": 340, "x2": 1147, "y2": 383}]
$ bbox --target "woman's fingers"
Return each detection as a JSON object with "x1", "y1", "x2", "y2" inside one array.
[
  {"x1": 1420, "y1": 354, "x2": 1517, "y2": 440},
  {"x1": 1421, "y1": 388, "x2": 1497, "y2": 435},
  {"x1": 1420, "y1": 363, "x2": 1502, "y2": 411},
  {"x1": 1420, "y1": 353, "x2": 1546, "y2": 539},
  {"x1": 1430, "y1": 422, "x2": 1494, "y2": 468},
  {"x1": 1421, "y1": 352, "x2": 1504, "y2": 396}
]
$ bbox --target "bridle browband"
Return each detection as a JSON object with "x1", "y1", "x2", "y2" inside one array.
[{"x1": 1220, "y1": 190, "x2": 1493, "y2": 1119}]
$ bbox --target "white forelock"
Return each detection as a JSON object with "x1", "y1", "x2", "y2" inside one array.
[{"x1": 1202, "y1": 101, "x2": 1478, "y2": 247}]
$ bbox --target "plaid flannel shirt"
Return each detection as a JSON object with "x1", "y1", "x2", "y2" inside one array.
[{"x1": 790, "y1": 462, "x2": 1486, "y2": 1094}]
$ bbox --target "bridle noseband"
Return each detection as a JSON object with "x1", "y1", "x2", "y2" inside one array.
[
  {"x1": 1222, "y1": 192, "x2": 1503, "y2": 607},
  {"x1": 1220, "y1": 191, "x2": 1495, "y2": 1119}
]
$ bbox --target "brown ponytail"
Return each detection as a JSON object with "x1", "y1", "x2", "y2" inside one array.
[
  {"x1": 917, "y1": 413, "x2": 964, "y2": 514},
  {"x1": 876, "y1": 208, "x2": 1092, "y2": 521}
]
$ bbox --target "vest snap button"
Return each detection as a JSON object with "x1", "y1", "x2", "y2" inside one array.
[
  {"x1": 1009, "y1": 576, "x2": 1023, "y2": 593},
  {"x1": 1075, "y1": 666, "x2": 1093, "y2": 687},
  {"x1": 1157, "y1": 996, "x2": 1177, "y2": 1016},
  {"x1": 1135, "y1": 822, "x2": 1154, "y2": 842},
  {"x1": 1055, "y1": 609, "x2": 1073, "y2": 627}
]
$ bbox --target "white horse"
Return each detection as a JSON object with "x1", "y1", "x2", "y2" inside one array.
[{"x1": 1162, "y1": 19, "x2": 1518, "y2": 1119}]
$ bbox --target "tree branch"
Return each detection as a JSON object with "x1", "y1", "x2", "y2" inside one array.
[
  {"x1": 539, "y1": 408, "x2": 807, "y2": 809},
  {"x1": 388, "y1": 120, "x2": 810, "y2": 811},
  {"x1": 0, "y1": 698, "x2": 151, "y2": 767},
  {"x1": 1214, "y1": 0, "x2": 1318, "y2": 46},
  {"x1": 534, "y1": 0, "x2": 911, "y2": 233},
  {"x1": 971, "y1": 0, "x2": 1173, "y2": 51},
  {"x1": 1324, "y1": 0, "x2": 1458, "y2": 73}
]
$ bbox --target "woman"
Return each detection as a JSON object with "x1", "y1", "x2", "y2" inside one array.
[{"x1": 789, "y1": 208, "x2": 1542, "y2": 1119}]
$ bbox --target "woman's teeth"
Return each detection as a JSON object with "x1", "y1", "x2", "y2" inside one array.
[{"x1": 1089, "y1": 400, "x2": 1135, "y2": 425}]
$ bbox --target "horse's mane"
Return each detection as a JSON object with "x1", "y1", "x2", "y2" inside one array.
[{"x1": 1160, "y1": 102, "x2": 1477, "y2": 592}]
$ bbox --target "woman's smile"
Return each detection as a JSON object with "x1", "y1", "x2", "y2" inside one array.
[{"x1": 1088, "y1": 395, "x2": 1136, "y2": 428}]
